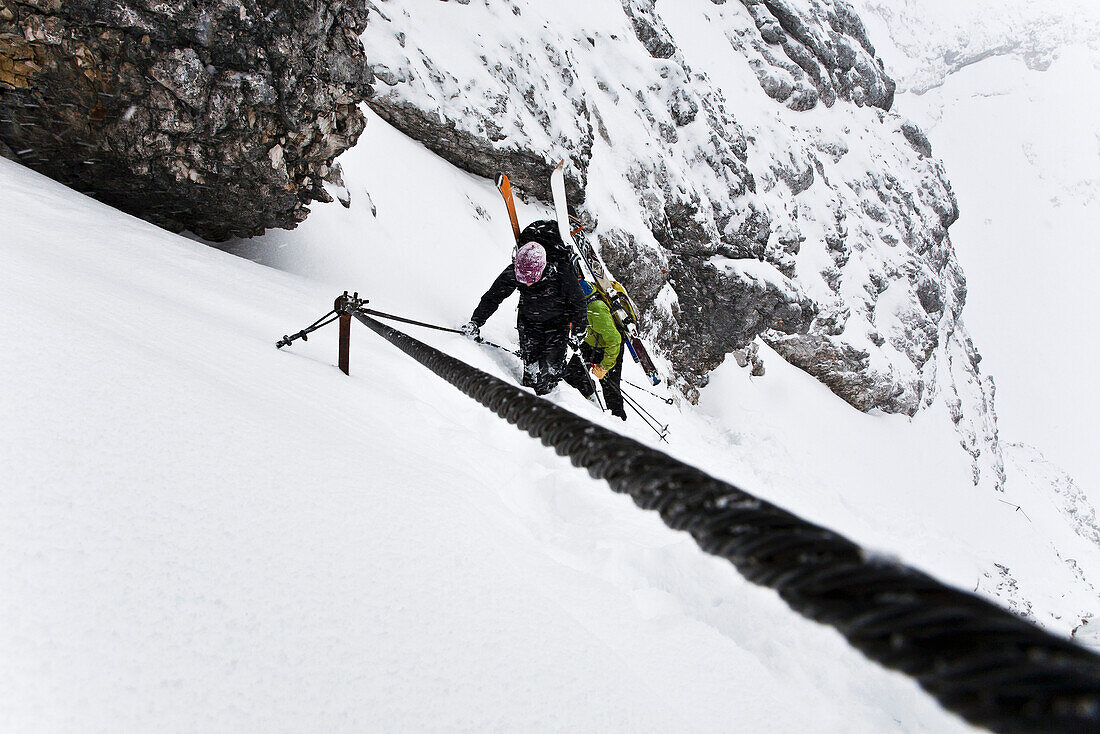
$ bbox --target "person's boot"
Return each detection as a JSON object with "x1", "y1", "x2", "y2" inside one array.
[{"x1": 522, "y1": 362, "x2": 539, "y2": 388}]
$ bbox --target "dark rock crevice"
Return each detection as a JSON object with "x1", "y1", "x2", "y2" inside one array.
[
  {"x1": 0, "y1": 0, "x2": 373, "y2": 240},
  {"x1": 369, "y1": 96, "x2": 590, "y2": 207},
  {"x1": 663, "y1": 255, "x2": 818, "y2": 387}
]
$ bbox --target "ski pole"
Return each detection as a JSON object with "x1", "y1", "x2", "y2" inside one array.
[
  {"x1": 569, "y1": 331, "x2": 605, "y2": 413},
  {"x1": 583, "y1": 363, "x2": 606, "y2": 413},
  {"x1": 624, "y1": 396, "x2": 669, "y2": 443},
  {"x1": 276, "y1": 308, "x2": 339, "y2": 348},
  {"x1": 601, "y1": 379, "x2": 668, "y2": 442},
  {"x1": 623, "y1": 379, "x2": 674, "y2": 405},
  {"x1": 620, "y1": 388, "x2": 668, "y2": 433},
  {"x1": 620, "y1": 390, "x2": 669, "y2": 440}
]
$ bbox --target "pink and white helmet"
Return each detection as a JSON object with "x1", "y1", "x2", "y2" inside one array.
[{"x1": 514, "y1": 242, "x2": 548, "y2": 285}]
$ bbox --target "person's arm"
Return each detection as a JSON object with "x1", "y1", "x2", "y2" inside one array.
[
  {"x1": 470, "y1": 264, "x2": 518, "y2": 326},
  {"x1": 586, "y1": 301, "x2": 622, "y2": 371},
  {"x1": 563, "y1": 273, "x2": 588, "y2": 333}
]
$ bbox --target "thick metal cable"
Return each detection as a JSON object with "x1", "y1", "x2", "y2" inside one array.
[
  {"x1": 353, "y1": 310, "x2": 1100, "y2": 734},
  {"x1": 363, "y1": 308, "x2": 518, "y2": 355}
]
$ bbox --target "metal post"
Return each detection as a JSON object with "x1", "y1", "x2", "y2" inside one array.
[{"x1": 338, "y1": 312, "x2": 351, "y2": 375}]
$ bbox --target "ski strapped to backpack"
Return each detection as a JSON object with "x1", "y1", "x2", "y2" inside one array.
[
  {"x1": 495, "y1": 173, "x2": 521, "y2": 244},
  {"x1": 550, "y1": 161, "x2": 661, "y2": 386}
]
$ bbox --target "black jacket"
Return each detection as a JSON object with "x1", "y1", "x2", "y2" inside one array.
[{"x1": 471, "y1": 261, "x2": 587, "y2": 329}]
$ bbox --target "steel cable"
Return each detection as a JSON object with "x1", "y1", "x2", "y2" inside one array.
[{"x1": 352, "y1": 310, "x2": 1100, "y2": 734}]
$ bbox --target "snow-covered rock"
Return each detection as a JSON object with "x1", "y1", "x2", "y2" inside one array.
[
  {"x1": 1005, "y1": 443, "x2": 1100, "y2": 552},
  {"x1": 851, "y1": 0, "x2": 1100, "y2": 94},
  {"x1": 729, "y1": 0, "x2": 895, "y2": 111},
  {"x1": 852, "y1": 0, "x2": 1100, "y2": 494}
]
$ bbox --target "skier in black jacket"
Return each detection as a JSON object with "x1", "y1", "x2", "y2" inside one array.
[{"x1": 462, "y1": 221, "x2": 588, "y2": 395}]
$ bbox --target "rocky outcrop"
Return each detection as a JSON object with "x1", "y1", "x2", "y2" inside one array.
[
  {"x1": 765, "y1": 332, "x2": 918, "y2": 413},
  {"x1": 369, "y1": 95, "x2": 590, "y2": 208},
  {"x1": 0, "y1": 0, "x2": 372, "y2": 240},
  {"x1": 737, "y1": 0, "x2": 896, "y2": 110},
  {"x1": 659, "y1": 256, "x2": 817, "y2": 388}
]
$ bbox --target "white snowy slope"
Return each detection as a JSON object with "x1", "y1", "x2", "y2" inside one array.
[
  {"x1": 6, "y1": 104, "x2": 1096, "y2": 729},
  {"x1": 248, "y1": 103, "x2": 1100, "y2": 645},
  {"x1": 853, "y1": 0, "x2": 1100, "y2": 501},
  {"x1": 1, "y1": 157, "x2": 982, "y2": 733},
  {"x1": 853, "y1": 0, "x2": 1100, "y2": 94},
  {"x1": 4, "y1": 3, "x2": 1100, "y2": 732}
]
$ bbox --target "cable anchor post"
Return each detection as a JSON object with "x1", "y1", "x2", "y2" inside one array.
[
  {"x1": 333, "y1": 291, "x2": 368, "y2": 376},
  {"x1": 275, "y1": 291, "x2": 368, "y2": 375}
]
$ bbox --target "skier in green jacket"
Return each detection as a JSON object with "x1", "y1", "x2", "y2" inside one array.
[{"x1": 566, "y1": 280, "x2": 627, "y2": 420}]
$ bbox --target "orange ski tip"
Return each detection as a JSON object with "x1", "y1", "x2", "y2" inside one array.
[{"x1": 497, "y1": 171, "x2": 521, "y2": 242}]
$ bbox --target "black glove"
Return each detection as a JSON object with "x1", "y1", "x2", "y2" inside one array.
[{"x1": 461, "y1": 321, "x2": 481, "y2": 340}]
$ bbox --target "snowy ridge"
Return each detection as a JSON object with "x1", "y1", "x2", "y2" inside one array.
[
  {"x1": 1005, "y1": 443, "x2": 1100, "y2": 553},
  {"x1": 853, "y1": 0, "x2": 1100, "y2": 93}
]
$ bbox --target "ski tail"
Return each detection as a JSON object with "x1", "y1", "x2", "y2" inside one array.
[
  {"x1": 495, "y1": 173, "x2": 521, "y2": 243},
  {"x1": 550, "y1": 162, "x2": 577, "y2": 254},
  {"x1": 629, "y1": 337, "x2": 661, "y2": 386},
  {"x1": 608, "y1": 281, "x2": 658, "y2": 384}
]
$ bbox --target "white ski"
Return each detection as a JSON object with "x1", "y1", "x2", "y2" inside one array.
[{"x1": 550, "y1": 161, "x2": 661, "y2": 385}]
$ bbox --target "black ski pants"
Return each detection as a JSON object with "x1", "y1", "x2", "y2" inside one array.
[
  {"x1": 518, "y1": 317, "x2": 624, "y2": 419},
  {"x1": 519, "y1": 317, "x2": 571, "y2": 396},
  {"x1": 577, "y1": 341, "x2": 627, "y2": 420}
]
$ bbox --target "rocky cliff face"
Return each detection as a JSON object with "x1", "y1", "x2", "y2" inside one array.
[
  {"x1": 0, "y1": 0, "x2": 372, "y2": 240},
  {"x1": 359, "y1": 0, "x2": 1003, "y2": 487}
]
